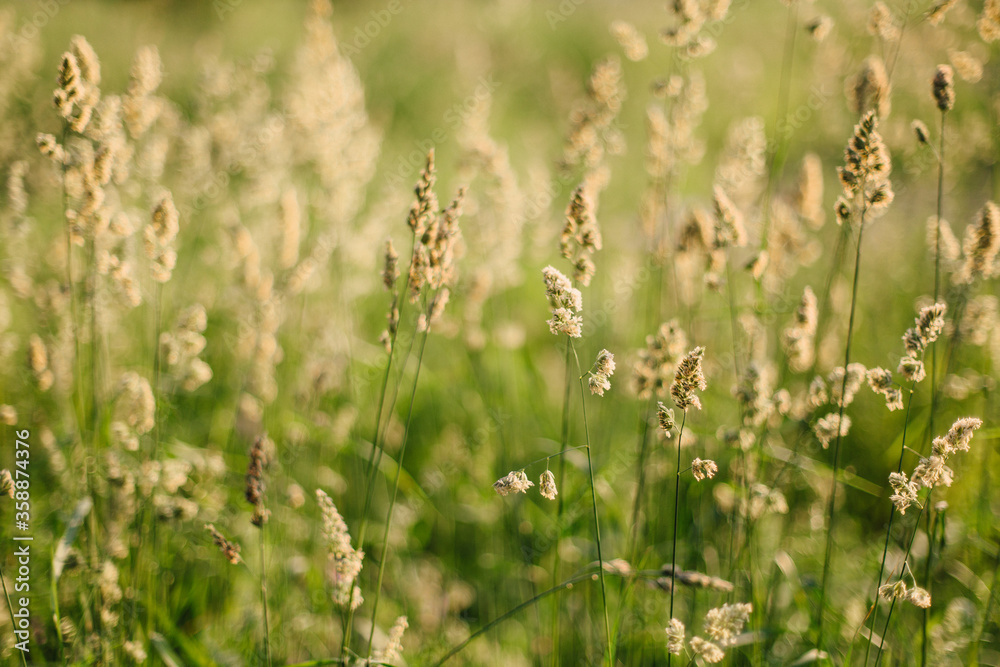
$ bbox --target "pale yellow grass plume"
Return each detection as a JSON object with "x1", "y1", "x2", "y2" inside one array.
[
  {"x1": 122, "y1": 45, "x2": 162, "y2": 138},
  {"x1": 783, "y1": 286, "x2": 818, "y2": 373},
  {"x1": 28, "y1": 333, "x2": 54, "y2": 391},
  {"x1": 906, "y1": 417, "x2": 982, "y2": 489},
  {"x1": 888, "y1": 472, "x2": 921, "y2": 514},
  {"x1": 879, "y1": 580, "x2": 931, "y2": 608},
  {"x1": 978, "y1": 0, "x2": 1000, "y2": 42},
  {"x1": 98, "y1": 561, "x2": 123, "y2": 628},
  {"x1": 794, "y1": 153, "x2": 825, "y2": 228},
  {"x1": 847, "y1": 56, "x2": 891, "y2": 119},
  {"x1": 610, "y1": 20, "x2": 648, "y2": 61},
  {"x1": 835, "y1": 111, "x2": 893, "y2": 224},
  {"x1": 0, "y1": 405, "x2": 15, "y2": 426},
  {"x1": 712, "y1": 185, "x2": 748, "y2": 249},
  {"x1": 145, "y1": 192, "x2": 179, "y2": 283},
  {"x1": 287, "y1": 0, "x2": 379, "y2": 230},
  {"x1": 734, "y1": 362, "x2": 775, "y2": 428},
  {"x1": 455, "y1": 88, "x2": 530, "y2": 348},
  {"x1": 902, "y1": 302, "x2": 947, "y2": 359},
  {"x1": 666, "y1": 618, "x2": 685, "y2": 655},
  {"x1": 955, "y1": 201, "x2": 1000, "y2": 284},
  {"x1": 928, "y1": 0, "x2": 958, "y2": 26},
  {"x1": 116, "y1": 371, "x2": 155, "y2": 435},
  {"x1": 0, "y1": 469, "x2": 13, "y2": 497},
  {"x1": 657, "y1": 402, "x2": 677, "y2": 438},
  {"x1": 948, "y1": 50, "x2": 983, "y2": 84},
  {"x1": 714, "y1": 116, "x2": 766, "y2": 207},
  {"x1": 933, "y1": 64, "x2": 955, "y2": 112},
  {"x1": 588, "y1": 349, "x2": 616, "y2": 396},
  {"x1": 493, "y1": 470, "x2": 534, "y2": 496},
  {"x1": 316, "y1": 488, "x2": 365, "y2": 610},
  {"x1": 960, "y1": 295, "x2": 998, "y2": 346},
  {"x1": 539, "y1": 469, "x2": 558, "y2": 500},
  {"x1": 205, "y1": 523, "x2": 242, "y2": 564},
  {"x1": 634, "y1": 320, "x2": 688, "y2": 399},
  {"x1": 407, "y1": 150, "x2": 463, "y2": 308},
  {"x1": 562, "y1": 57, "x2": 625, "y2": 177},
  {"x1": 814, "y1": 413, "x2": 851, "y2": 449},
  {"x1": 373, "y1": 615, "x2": 409, "y2": 662},
  {"x1": 674, "y1": 602, "x2": 752, "y2": 663},
  {"x1": 542, "y1": 265, "x2": 583, "y2": 338},
  {"x1": 927, "y1": 215, "x2": 962, "y2": 267},
  {"x1": 827, "y1": 363, "x2": 866, "y2": 407},
  {"x1": 561, "y1": 185, "x2": 603, "y2": 286},
  {"x1": 414, "y1": 184, "x2": 466, "y2": 333},
  {"x1": 160, "y1": 304, "x2": 213, "y2": 391},
  {"x1": 866, "y1": 367, "x2": 904, "y2": 411},
  {"x1": 867, "y1": 2, "x2": 899, "y2": 41},
  {"x1": 691, "y1": 458, "x2": 718, "y2": 481},
  {"x1": 661, "y1": 0, "x2": 718, "y2": 60},
  {"x1": 671, "y1": 346, "x2": 707, "y2": 411},
  {"x1": 55, "y1": 36, "x2": 102, "y2": 134}
]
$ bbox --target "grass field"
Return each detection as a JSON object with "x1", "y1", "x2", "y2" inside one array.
[{"x1": 1, "y1": 0, "x2": 999, "y2": 664}]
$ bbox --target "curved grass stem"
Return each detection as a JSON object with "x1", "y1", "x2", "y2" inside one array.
[
  {"x1": 667, "y1": 409, "x2": 689, "y2": 667},
  {"x1": 570, "y1": 339, "x2": 613, "y2": 665},
  {"x1": 817, "y1": 195, "x2": 867, "y2": 653}
]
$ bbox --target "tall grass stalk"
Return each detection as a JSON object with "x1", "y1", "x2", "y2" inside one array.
[
  {"x1": 550, "y1": 335, "x2": 574, "y2": 666},
  {"x1": 817, "y1": 183, "x2": 868, "y2": 654},
  {"x1": 340, "y1": 234, "x2": 414, "y2": 660},
  {"x1": 863, "y1": 381, "x2": 917, "y2": 666},
  {"x1": 260, "y1": 528, "x2": 272, "y2": 667},
  {"x1": 366, "y1": 291, "x2": 436, "y2": 657},
  {"x1": 570, "y1": 340, "x2": 613, "y2": 665},
  {"x1": 921, "y1": 103, "x2": 949, "y2": 667},
  {"x1": 435, "y1": 569, "x2": 597, "y2": 666},
  {"x1": 667, "y1": 409, "x2": 688, "y2": 667}
]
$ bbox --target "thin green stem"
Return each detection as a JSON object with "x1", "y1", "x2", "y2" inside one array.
[
  {"x1": 0, "y1": 562, "x2": 28, "y2": 667},
  {"x1": 921, "y1": 107, "x2": 948, "y2": 667},
  {"x1": 519, "y1": 445, "x2": 590, "y2": 471},
  {"x1": 367, "y1": 308, "x2": 433, "y2": 657},
  {"x1": 341, "y1": 287, "x2": 407, "y2": 659},
  {"x1": 667, "y1": 409, "x2": 689, "y2": 667},
  {"x1": 817, "y1": 198, "x2": 867, "y2": 653},
  {"x1": 864, "y1": 382, "x2": 917, "y2": 666},
  {"x1": 551, "y1": 336, "x2": 573, "y2": 666},
  {"x1": 435, "y1": 570, "x2": 596, "y2": 666},
  {"x1": 260, "y1": 529, "x2": 272, "y2": 667},
  {"x1": 628, "y1": 394, "x2": 656, "y2": 567},
  {"x1": 570, "y1": 340, "x2": 613, "y2": 665}
]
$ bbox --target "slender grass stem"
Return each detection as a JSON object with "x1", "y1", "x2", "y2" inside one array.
[
  {"x1": 570, "y1": 340, "x2": 613, "y2": 665},
  {"x1": 817, "y1": 194, "x2": 867, "y2": 653},
  {"x1": 1, "y1": 562, "x2": 28, "y2": 667},
  {"x1": 628, "y1": 393, "x2": 656, "y2": 566},
  {"x1": 864, "y1": 382, "x2": 917, "y2": 666},
  {"x1": 341, "y1": 294, "x2": 406, "y2": 658},
  {"x1": 367, "y1": 301, "x2": 434, "y2": 657},
  {"x1": 551, "y1": 336, "x2": 573, "y2": 666},
  {"x1": 434, "y1": 570, "x2": 596, "y2": 666},
  {"x1": 921, "y1": 106, "x2": 948, "y2": 667},
  {"x1": 667, "y1": 409, "x2": 689, "y2": 667},
  {"x1": 874, "y1": 487, "x2": 937, "y2": 665},
  {"x1": 260, "y1": 528, "x2": 272, "y2": 667}
]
